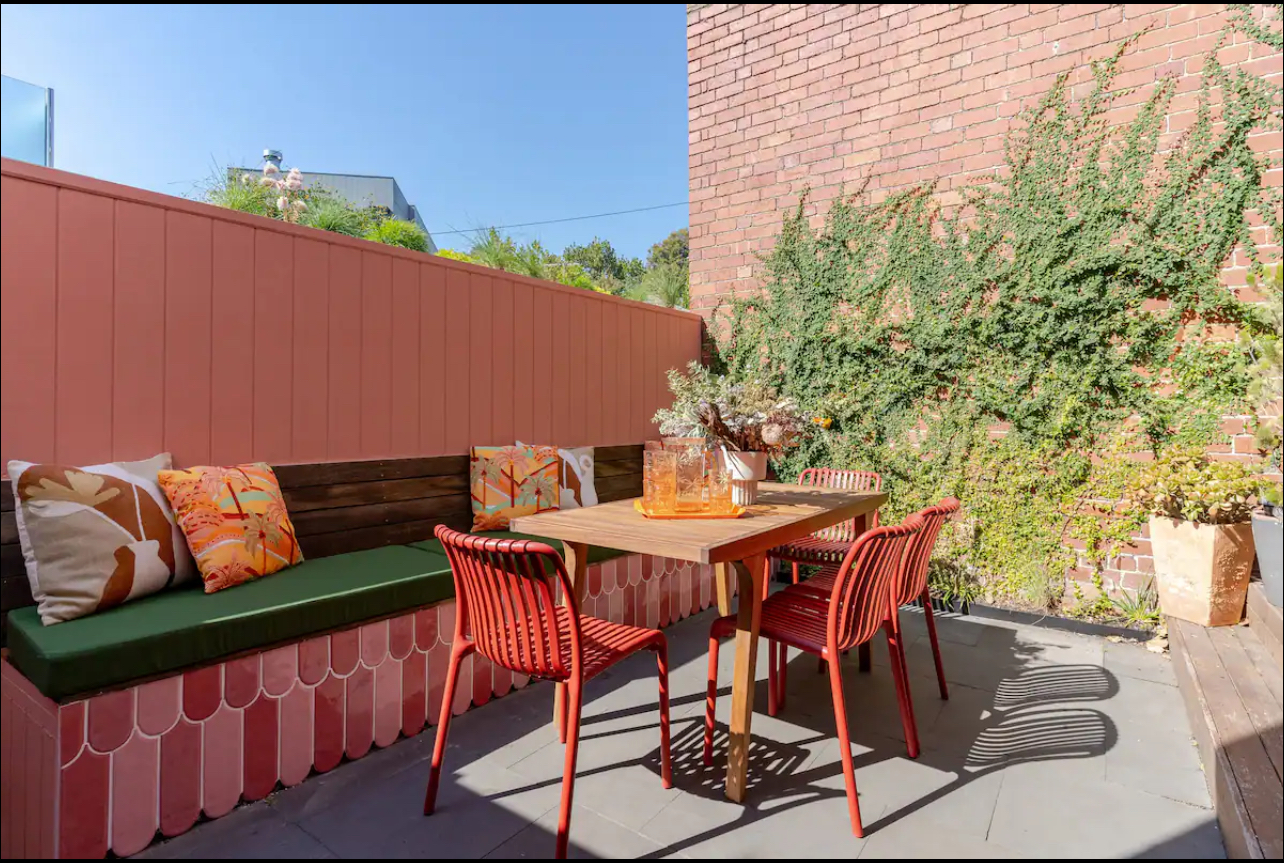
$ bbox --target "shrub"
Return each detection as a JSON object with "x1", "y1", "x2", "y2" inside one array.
[
  {"x1": 1125, "y1": 450, "x2": 1258, "y2": 524},
  {"x1": 436, "y1": 248, "x2": 475, "y2": 264},
  {"x1": 365, "y1": 218, "x2": 430, "y2": 252},
  {"x1": 301, "y1": 198, "x2": 367, "y2": 238}
]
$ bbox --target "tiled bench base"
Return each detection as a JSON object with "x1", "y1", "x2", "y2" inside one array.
[{"x1": 0, "y1": 554, "x2": 727, "y2": 859}]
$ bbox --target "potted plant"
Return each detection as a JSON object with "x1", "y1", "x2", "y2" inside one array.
[
  {"x1": 1126, "y1": 450, "x2": 1259, "y2": 626},
  {"x1": 1244, "y1": 265, "x2": 1283, "y2": 606},
  {"x1": 654, "y1": 362, "x2": 814, "y2": 504}
]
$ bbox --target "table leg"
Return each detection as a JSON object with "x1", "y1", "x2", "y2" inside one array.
[
  {"x1": 555, "y1": 542, "x2": 590, "y2": 738},
  {"x1": 725, "y1": 552, "x2": 767, "y2": 803},
  {"x1": 714, "y1": 562, "x2": 734, "y2": 616}
]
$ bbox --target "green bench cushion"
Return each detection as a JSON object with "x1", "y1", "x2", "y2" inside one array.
[
  {"x1": 410, "y1": 530, "x2": 633, "y2": 566},
  {"x1": 6, "y1": 545, "x2": 454, "y2": 701}
]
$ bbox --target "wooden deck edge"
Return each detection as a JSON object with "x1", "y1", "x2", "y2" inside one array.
[
  {"x1": 1246, "y1": 583, "x2": 1282, "y2": 671},
  {"x1": 1169, "y1": 619, "x2": 1264, "y2": 860}
]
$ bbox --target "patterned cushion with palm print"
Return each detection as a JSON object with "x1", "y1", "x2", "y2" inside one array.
[
  {"x1": 157, "y1": 463, "x2": 303, "y2": 593},
  {"x1": 8, "y1": 453, "x2": 198, "y2": 625},
  {"x1": 470, "y1": 444, "x2": 561, "y2": 531}
]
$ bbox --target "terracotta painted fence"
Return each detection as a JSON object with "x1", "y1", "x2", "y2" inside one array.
[{"x1": 0, "y1": 158, "x2": 703, "y2": 473}]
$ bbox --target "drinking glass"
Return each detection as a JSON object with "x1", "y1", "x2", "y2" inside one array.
[
  {"x1": 671, "y1": 442, "x2": 707, "y2": 513},
  {"x1": 643, "y1": 450, "x2": 677, "y2": 514},
  {"x1": 707, "y1": 461, "x2": 733, "y2": 513}
]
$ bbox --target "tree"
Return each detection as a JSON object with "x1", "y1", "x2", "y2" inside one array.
[
  {"x1": 647, "y1": 228, "x2": 689, "y2": 271},
  {"x1": 563, "y1": 237, "x2": 644, "y2": 294}
]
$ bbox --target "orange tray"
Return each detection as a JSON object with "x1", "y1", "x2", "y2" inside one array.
[{"x1": 634, "y1": 500, "x2": 746, "y2": 519}]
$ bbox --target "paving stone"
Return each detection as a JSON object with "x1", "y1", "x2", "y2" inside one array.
[
  {"x1": 1103, "y1": 639, "x2": 1178, "y2": 687},
  {"x1": 136, "y1": 803, "x2": 334, "y2": 859},
  {"x1": 487, "y1": 804, "x2": 666, "y2": 859}
]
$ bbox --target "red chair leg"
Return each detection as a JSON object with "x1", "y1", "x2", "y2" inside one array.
[
  {"x1": 791, "y1": 562, "x2": 800, "y2": 584},
  {"x1": 656, "y1": 641, "x2": 673, "y2": 789},
  {"x1": 704, "y1": 633, "x2": 720, "y2": 766},
  {"x1": 555, "y1": 682, "x2": 568, "y2": 744},
  {"x1": 827, "y1": 650, "x2": 865, "y2": 838},
  {"x1": 884, "y1": 617, "x2": 920, "y2": 759},
  {"x1": 767, "y1": 638, "x2": 778, "y2": 717},
  {"x1": 921, "y1": 589, "x2": 949, "y2": 700},
  {"x1": 424, "y1": 642, "x2": 472, "y2": 815},
  {"x1": 776, "y1": 641, "x2": 788, "y2": 714},
  {"x1": 554, "y1": 678, "x2": 583, "y2": 860}
]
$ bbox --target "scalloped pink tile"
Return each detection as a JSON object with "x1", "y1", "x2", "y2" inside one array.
[
  {"x1": 415, "y1": 606, "x2": 439, "y2": 651},
  {"x1": 646, "y1": 580, "x2": 661, "y2": 629},
  {"x1": 400, "y1": 649, "x2": 427, "y2": 738},
  {"x1": 87, "y1": 688, "x2": 134, "y2": 753},
  {"x1": 629, "y1": 555, "x2": 643, "y2": 586},
  {"x1": 426, "y1": 643, "x2": 448, "y2": 726},
  {"x1": 279, "y1": 683, "x2": 314, "y2": 787},
  {"x1": 59, "y1": 700, "x2": 86, "y2": 766},
  {"x1": 438, "y1": 603, "x2": 458, "y2": 647},
  {"x1": 331, "y1": 628, "x2": 360, "y2": 677},
  {"x1": 262, "y1": 644, "x2": 299, "y2": 697},
  {"x1": 242, "y1": 695, "x2": 279, "y2": 801},
  {"x1": 616, "y1": 558, "x2": 631, "y2": 590},
  {"x1": 374, "y1": 658, "x2": 402, "y2": 749},
  {"x1": 512, "y1": 671, "x2": 531, "y2": 689},
  {"x1": 313, "y1": 674, "x2": 345, "y2": 774},
  {"x1": 471, "y1": 654, "x2": 492, "y2": 708},
  {"x1": 623, "y1": 584, "x2": 637, "y2": 627},
  {"x1": 202, "y1": 703, "x2": 242, "y2": 819},
  {"x1": 182, "y1": 665, "x2": 222, "y2": 722},
  {"x1": 159, "y1": 719, "x2": 202, "y2": 837},
  {"x1": 299, "y1": 636, "x2": 330, "y2": 685},
  {"x1": 389, "y1": 614, "x2": 415, "y2": 660},
  {"x1": 450, "y1": 652, "x2": 472, "y2": 716},
  {"x1": 588, "y1": 562, "x2": 603, "y2": 597},
  {"x1": 111, "y1": 731, "x2": 159, "y2": 857},
  {"x1": 345, "y1": 665, "x2": 374, "y2": 760},
  {"x1": 658, "y1": 581, "x2": 671, "y2": 627},
  {"x1": 361, "y1": 620, "x2": 389, "y2": 668},
  {"x1": 137, "y1": 676, "x2": 181, "y2": 736},
  {"x1": 224, "y1": 655, "x2": 261, "y2": 709},
  {"x1": 492, "y1": 662, "x2": 513, "y2": 699},
  {"x1": 609, "y1": 588, "x2": 623, "y2": 624},
  {"x1": 59, "y1": 749, "x2": 110, "y2": 859}
]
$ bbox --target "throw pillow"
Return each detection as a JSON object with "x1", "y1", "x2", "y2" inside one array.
[
  {"x1": 8, "y1": 453, "x2": 198, "y2": 625},
  {"x1": 518, "y1": 442, "x2": 598, "y2": 509},
  {"x1": 470, "y1": 444, "x2": 560, "y2": 531},
  {"x1": 157, "y1": 463, "x2": 303, "y2": 593}
]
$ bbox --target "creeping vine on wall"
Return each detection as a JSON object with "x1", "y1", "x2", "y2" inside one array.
[{"x1": 715, "y1": 9, "x2": 1283, "y2": 609}]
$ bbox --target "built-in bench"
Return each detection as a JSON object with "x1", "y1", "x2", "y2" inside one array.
[{"x1": 1, "y1": 445, "x2": 729, "y2": 858}]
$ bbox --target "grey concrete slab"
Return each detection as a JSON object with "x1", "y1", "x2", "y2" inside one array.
[{"x1": 133, "y1": 606, "x2": 1223, "y2": 860}]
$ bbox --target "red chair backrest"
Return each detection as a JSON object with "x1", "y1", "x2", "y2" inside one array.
[
  {"x1": 826, "y1": 514, "x2": 924, "y2": 652},
  {"x1": 435, "y1": 526, "x2": 580, "y2": 682},
  {"x1": 896, "y1": 498, "x2": 962, "y2": 606},
  {"x1": 797, "y1": 468, "x2": 884, "y2": 540}
]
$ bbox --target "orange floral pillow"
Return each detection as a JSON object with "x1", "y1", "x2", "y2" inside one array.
[
  {"x1": 470, "y1": 444, "x2": 560, "y2": 531},
  {"x1": 157, "y1": 463, "x2": 303, "y2": 593}
]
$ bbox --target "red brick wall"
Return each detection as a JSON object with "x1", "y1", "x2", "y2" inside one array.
[
  {"x1": 688, "y1": 3, "x2": 1282, "y2": 312},
  {"x1": 688, "y1": 3, "x2": 1282, "y2": 598}
]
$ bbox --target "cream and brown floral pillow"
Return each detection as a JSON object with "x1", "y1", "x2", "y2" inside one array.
[{"x1": 9, "y1": 453, "x2": 197, "y2": 625}]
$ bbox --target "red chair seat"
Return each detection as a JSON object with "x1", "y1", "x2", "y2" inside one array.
[
  {"x1": 769, "y1": 536, "x2": 857, "y2": 565},
  {"x1": 555, "y1": 609, "x2": 666, "y2": 681},
  {"x1": 710, "y1": 585, "x2": 835, "y2": 656}
]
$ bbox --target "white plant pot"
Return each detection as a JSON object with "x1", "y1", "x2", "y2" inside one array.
[{"x1": 723, "y1": 450, "x2": 768, "y2": 506}]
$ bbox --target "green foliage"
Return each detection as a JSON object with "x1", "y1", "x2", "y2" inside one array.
[
  {"x1": 365, "y1": 218, "x2": 430, "y2": 252},
  {"x1": 715, "y1": 19, "x2": 1281, "y2": 608},
  {"x1": 1125, "y1": 449, "x2": 1259, "y2": 524},
  {"x1": 462, "y1": 229, "x2": 605, "y2": 292},
  {"x1": 435, "y1": 248, "x2": 475, "y2": 264},
  {"x1": 647, "y1": 228, "x2": 689, "y2": 271},
  {"x1": 627, "y1": 262, "x2": 690, "y2": 308},
  {"x1": 1068, "y1": 573, "x2": 1161, "y2": 630},
  {"x1": 563, "y1": 237, "x2": 644, "y2": 294},
  {"x1": 301, "y1": 198, "x2": 368, "y2": 238},
  {"x1": 1244, "y1": 264, "x2": 1283, "y2": 463}
]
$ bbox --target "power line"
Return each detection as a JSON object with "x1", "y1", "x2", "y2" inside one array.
[{"x1": 429, "y1": 200, "x2": 688, "y2": 236}]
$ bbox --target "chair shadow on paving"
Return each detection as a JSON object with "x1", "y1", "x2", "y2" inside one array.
[{"x1": 474, "y1": 620, "x2": 1122, "y2": 859}]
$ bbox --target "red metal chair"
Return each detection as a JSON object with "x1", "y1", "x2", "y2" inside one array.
[
  {"x1": 796, "y1": 498, "x2": 961, "y2": 705},
  {"x1": 771, "y1": 469, "x2": 883, "y2": 584},
  {"x1": 703, "y1": 515, "x2": 925, "y2": 838},
  {"x1": 424, "y1": 527, "x2": 673, "y2": 859}
]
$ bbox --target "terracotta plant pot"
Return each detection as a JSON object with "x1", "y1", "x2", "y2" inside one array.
[
  {"x1": 723, "y1": 450, "x2": 768, "y2": 506},
  {"x1": 1148, "y1": 516, "x2": 1256, "y2": 626}
]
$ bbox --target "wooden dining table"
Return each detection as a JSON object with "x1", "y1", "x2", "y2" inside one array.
[{"x1": 511, "y1": 481, "x2": 887, "y2": 803}]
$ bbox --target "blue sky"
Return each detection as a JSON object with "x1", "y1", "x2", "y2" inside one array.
[{"x1": 0, "y1": 4, "x2": 689, "y2": 259}]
